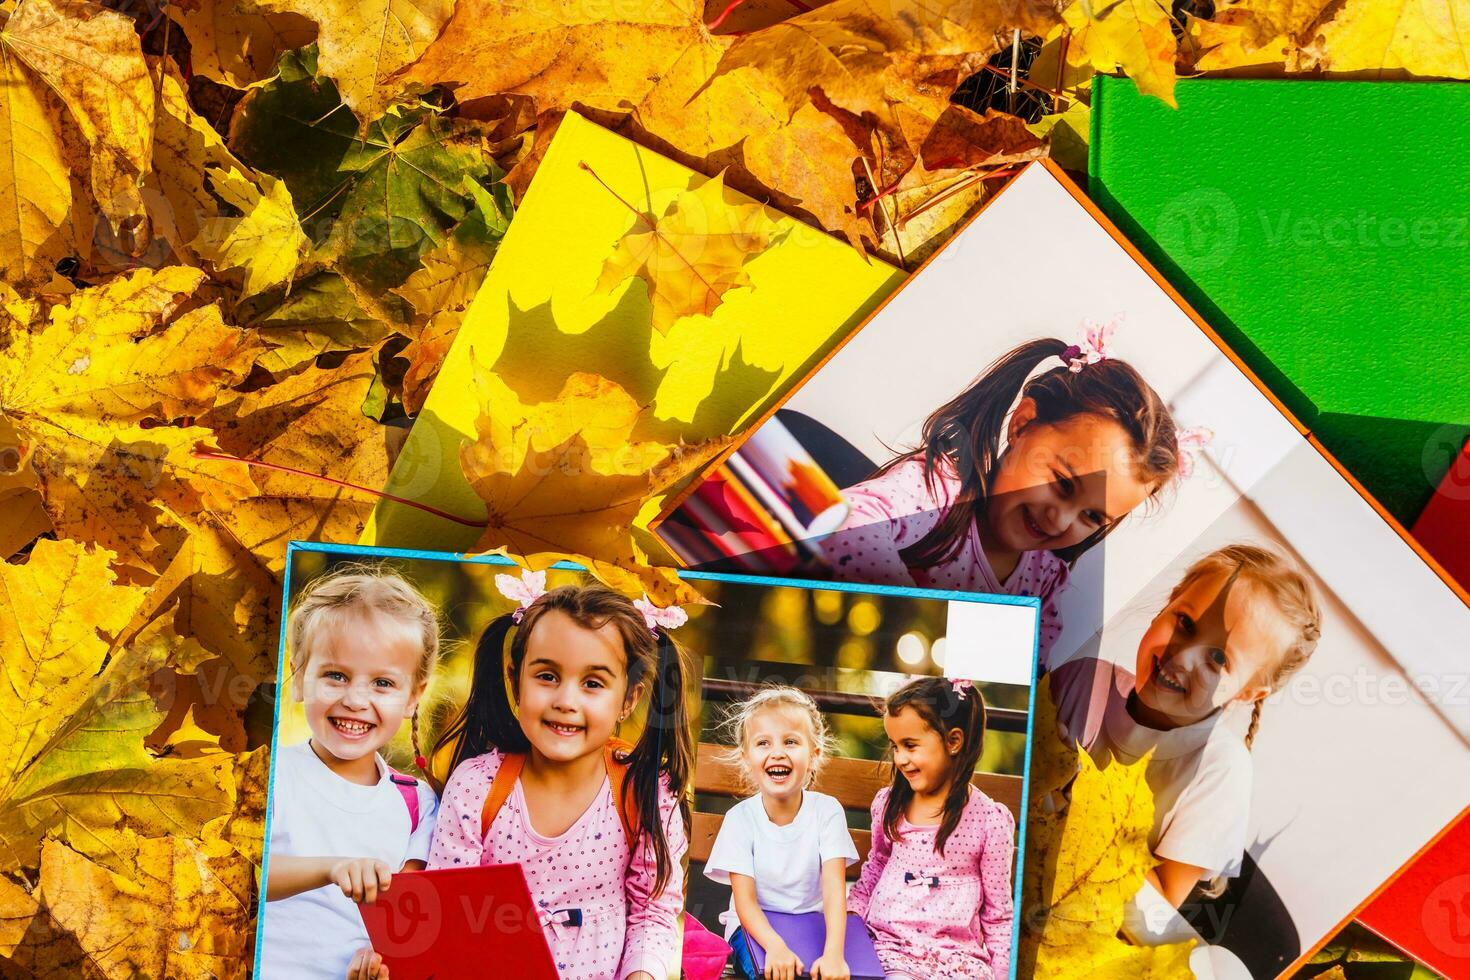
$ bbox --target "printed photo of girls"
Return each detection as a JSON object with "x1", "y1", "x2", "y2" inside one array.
[
  {"x1": 680, "y1": 572, "x2": 1038, "y2": 980},
  {"x1": 253, "y1": 547, "x2": 1043, "y2": 980},
  {"x1": 654, "y1": 161, "x2": 1470, "y2": 978},
  {"x1": 256, "y1": 551, "x2": 698, "y2": 980}
]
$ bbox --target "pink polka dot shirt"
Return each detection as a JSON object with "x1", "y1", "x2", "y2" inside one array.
[
  {"x1": 847, "y1": 786, "x2": 1016, "y2": 980},
  {"x1": 824, "y1": 454, "x2": 1069, "y2": 663},
  {"x1": 426, "y1": 749, "x2": 686, "y2": 980}
]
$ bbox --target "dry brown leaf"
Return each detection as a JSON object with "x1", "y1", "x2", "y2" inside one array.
[
  {"x1": 869, "y1": 162, "x2": 992, "y2": 266},
  {"x1": 400, "y1": 308, "x2": 463, "y2": 415},
  {"x1": 713, "y1": 0, "x2": 1055, "y2": 121},
  {"x1": 39, "y1": 831, "x2": 253, "y2": 980},
  {"x1": 919, "y1": 104, "x2": 1047, "y2": 170},
  {"x1": 400, "y1": 0, "x2": 990, "y2": 245}
]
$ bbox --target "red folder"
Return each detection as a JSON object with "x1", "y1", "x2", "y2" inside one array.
[
  {"x1": 1412, "y1": 436, "x2": 1470, "y2": 592},
  {"x1": 1356, "y1": 438, "x2": 1470, "y2": 978},
  {"x1": 357, "y1": 864, "x2": 559, "y2": 980}
]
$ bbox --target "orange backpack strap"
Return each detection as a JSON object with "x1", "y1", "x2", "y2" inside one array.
[
  {"x1": 480, "y1": 752, "x2": 525, "y2": 840},
  {"x1": 604, "y1": 739, "x2": 639, "y2": 851},
  {"x1": 478, "y1": 744, "x2": 642, "y2": 849}
]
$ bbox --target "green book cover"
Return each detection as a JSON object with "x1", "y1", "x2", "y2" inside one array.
[{"x1": 1089, "y1": 75, "x2": 1470, "y2": 524}]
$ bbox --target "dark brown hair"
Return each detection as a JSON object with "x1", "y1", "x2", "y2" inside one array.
[
  {"x1": 887, "y1": 337, "x2": 1180, "y2": 569},
  {"x1": 881, "y1": 676, "x2": 987, "y2": 856},
  {"x1": 435, "y1": 585, "x2": 692, "y2": 896}
]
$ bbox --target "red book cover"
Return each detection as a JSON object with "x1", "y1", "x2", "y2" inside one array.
[{"x1": 1357, "y1": 810, "x2": 1470, "y2": 978}]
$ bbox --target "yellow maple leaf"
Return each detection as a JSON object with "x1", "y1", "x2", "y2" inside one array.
[
  {"x1": 402, "y1": 0, "x2": 1055, "y2": 246},
  {"x1": 147, "y1": 63, "x2": 311, "y2": 287},
  {"x1": 0, "y1": 0, "x2": 154, "y2": 233},
  {"x1": 257, "y1": 0, "x2": 456, "y2": 123},
  {"x1": 459, "y1": 367, "x2": 728, "y2": 604},
  {"x1": 595, "y1": 169, "x2": 780, "y2": 335},
  {"x1": 0, "y1": 267, "x2": 260, "y2": 569},
  {"x1": 142, "y1": 523, "x2": 279, "y2": 693},
  {"x1": 0, "y1": 541, "x2": 235, "y2": 876},
  {"x1": 713, "y1": 0, "x2": 1058, "y2": 122},
  {"x1": 200, "y1": 352, "x2": 392, "y2": 572},
  {"x1": 0, "y1": 874, "x2": 37, "y2": 959},
  {"x1": 1193, "y1": 0, "x2": 1470, "y2": 77},
  {"x1": 39, "y1": 831, "x2": 253, "y2": 980},
  {"x1": 0, "y1": 34, "x2": 72, "y2": 286},
  {"x1": 191, "y1": 171, "x2": 309, "y2": 299},
  {"x1": 1062, "y1": 0, "x2": 1180, "y2": 105},
  {"x1": 1020, "y1": 682, "x2": 1196, "y2": 978},
  {"x1": 163, "y1": 0, "x2": 317, "y2": 90}
]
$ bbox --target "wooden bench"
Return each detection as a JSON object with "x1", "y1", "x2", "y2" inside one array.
[{"x1": 690, "y1": 742, "x2": 1023, "y2": 879}]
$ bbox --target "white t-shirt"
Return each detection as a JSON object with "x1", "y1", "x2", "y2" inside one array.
[
  {"x1": 703, "y1": 790, "x2": 860, "y2": 939},
  {"x1": 1088, "y1": 664, "x2": 1253, "y2": 880},
  {"x1": 259, "y1": 741, "x2": 439, "y2": 979}
]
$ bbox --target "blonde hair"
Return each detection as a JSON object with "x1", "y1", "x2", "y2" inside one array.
[
  {"x1": 287, "y1": 563, "x2": 441, "y2": 767},
  {"x1": 1167, "y1": 544, "x2": 1322, "y2": 749},
  {"x1": 720, "y1": 686, "x2": 834, "y2": 794}
]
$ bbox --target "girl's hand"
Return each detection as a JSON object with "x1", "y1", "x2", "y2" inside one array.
[
  {"x1": 809, "y1": 953, "x2": 850, "y2": 980},
  {"x1": 331, "y1": 857, "x2": 392, "y2": 904},
  {"x1": 624, "y1": 974, "x2": 655, "y2": 980},
  {"x1": 764, "y1": 942, "x2": 804, "y2": 980},
  {"x1": 346, "y1": 946, "x2": 389, "y2": 980}
]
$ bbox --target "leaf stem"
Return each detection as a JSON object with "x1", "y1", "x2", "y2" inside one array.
[
  {"x1": 190, "y1": 451, "x2": 488, "y2": 528},
  {"x1": 706, "y1": 0, "x2": 749, "y2": 30}
]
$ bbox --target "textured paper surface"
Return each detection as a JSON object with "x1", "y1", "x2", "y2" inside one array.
[{"x1": 1089, "y1": 75, "x2": 1470, "y2": 523}]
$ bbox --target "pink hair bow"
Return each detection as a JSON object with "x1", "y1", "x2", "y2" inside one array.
[
  {"x1": 1176, "y1": 426, "x2": 1215, "y2": 479},
  {"x1": 495, "y1": 568, "x2": 547, "y2": 623},
  {"x1": 1062, "y1": 316, "x2": 1118, "y2": 373},
  {"x1": 950, "y1": 677, "x2": 974, "y2": 699},
  {"x1": 634, "y1": 595, "x2": 687, "y2": 636}
]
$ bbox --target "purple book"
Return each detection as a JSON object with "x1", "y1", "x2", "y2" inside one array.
[{"x1": 745, "y1": 911, "x2": 885, "y2": 979}]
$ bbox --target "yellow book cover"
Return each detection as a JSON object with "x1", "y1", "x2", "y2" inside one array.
[{"x1": 360, "y1": 111, "x2": 902, "y2": 554}]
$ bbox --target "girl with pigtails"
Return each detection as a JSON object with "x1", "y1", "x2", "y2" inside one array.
[
  {"x1": 425, "y1": 571, "x2": 693, "y2": 980},
  {"x1": 824, "y1": 321, "x2": 1188, "y2": 666}
]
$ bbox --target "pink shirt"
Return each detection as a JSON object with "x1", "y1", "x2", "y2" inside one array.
[
  {"x1": 824, "y1": 455, "x2": 1069, "y2": 663},
  {"x1": 426, "y1": 749, "x2": 686, "y2": 980},
  {"x1": 848, "y1": 786, "x2": 1015, "y2": 980}
]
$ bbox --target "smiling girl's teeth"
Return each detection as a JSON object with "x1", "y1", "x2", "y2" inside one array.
[
  {"x1": 1155, "y1": 660, "x2": 1187, "y2": 694},
  {"x1": 332, "y1": 718, "x2": 372, "y2": 736},
  {"x1": 547, "y1": 722, "x2": 583, "y2": 735}
]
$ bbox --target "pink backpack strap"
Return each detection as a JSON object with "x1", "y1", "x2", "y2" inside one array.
[{"x1": 387, "y1": 769, "x2": 420, "y2": 833}]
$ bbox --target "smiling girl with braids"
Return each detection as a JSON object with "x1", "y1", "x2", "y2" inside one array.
[{"x1": 1052, "y1": 544, "x2": 1323, "y2": 908}]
